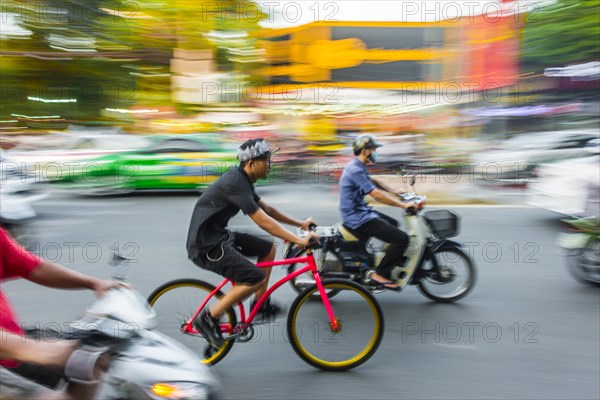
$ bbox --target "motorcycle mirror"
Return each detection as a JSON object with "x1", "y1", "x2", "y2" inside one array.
[{"x1": 110, "y1": 251, "x2": 131, "y2": 281}]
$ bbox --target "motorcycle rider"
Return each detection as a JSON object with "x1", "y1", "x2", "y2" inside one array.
[
  {"x1": 186, "y1": 138, "x2": 319, "y2": 349},
  {"x1": 0, "y1": 227, "x2": 127, "y2": 399},
  {"x1": 339, "y1": 134, "x2": 417, "y2": 291}
]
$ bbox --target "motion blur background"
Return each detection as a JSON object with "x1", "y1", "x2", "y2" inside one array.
[
  {"x1": 1, "y1": 0, "x2": 598, "y2": 204},
  {"x1": 1, "y1": 1, "x2": 599, "y2": 399}
]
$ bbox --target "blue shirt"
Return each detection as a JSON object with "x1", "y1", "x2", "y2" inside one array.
[{"x1": 339, "y1": 158, "x2": 378, "y2": 229}]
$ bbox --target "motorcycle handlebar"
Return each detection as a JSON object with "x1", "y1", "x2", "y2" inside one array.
[{"x1": 398, "y1": 194, "x2": 426, "y2": 214}]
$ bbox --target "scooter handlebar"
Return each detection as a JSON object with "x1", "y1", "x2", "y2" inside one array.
[{"x1": 399, "y1": 194, "x2": 427, "y2": 215}]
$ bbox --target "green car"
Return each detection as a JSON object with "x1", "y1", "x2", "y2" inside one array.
[{"x1": 58, "y1": 135, "x2": 239, "y2": 195}]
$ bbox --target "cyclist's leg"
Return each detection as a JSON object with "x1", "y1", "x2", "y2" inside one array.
[
  {"x1": 195, "y1": 242, "x2": 266, "y2": 318},
  {"x1": 232, "y1": 232, "x2": 275, "y2": 300}
]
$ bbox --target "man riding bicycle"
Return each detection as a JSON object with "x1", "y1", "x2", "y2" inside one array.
[
  {"x1": 186, "y1": 138, "x2": 319, "y2": 348},
  {"x1": 339, "y1": 134, "x2": 417, "y2": 291}
]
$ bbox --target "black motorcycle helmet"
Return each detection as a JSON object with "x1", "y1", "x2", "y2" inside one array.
[{"x1": 352, "y1": 134, "x2": 383, "y2": 156}]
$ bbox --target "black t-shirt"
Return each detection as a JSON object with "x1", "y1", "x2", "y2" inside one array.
[{"x1": 186, "y1": 166, "x2": 261, "y2": 258}]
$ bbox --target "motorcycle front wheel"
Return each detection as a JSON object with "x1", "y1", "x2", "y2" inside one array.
[
  {"x1": 567, "y1": 240, "x2": 600, "y2": 286},
  {"x1": 417, "y1": 247, "x2": 476, "y2": 303}
]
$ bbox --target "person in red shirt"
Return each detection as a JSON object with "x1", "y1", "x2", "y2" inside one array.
[{"x1": 0, "y1": 227, "x2": 128, "y2": 399}]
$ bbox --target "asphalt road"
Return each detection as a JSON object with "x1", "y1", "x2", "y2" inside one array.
[{"x1": 3, "y1": 184, "x2": 599, "y2": 400}]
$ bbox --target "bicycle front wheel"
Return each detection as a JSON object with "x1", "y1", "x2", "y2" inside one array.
[
  {"x1": 287, "y1": 279, "x2": 384, "y2": 371},
  {"x1": 147, "y1": 279, "x2": 236, "y2": 365}
]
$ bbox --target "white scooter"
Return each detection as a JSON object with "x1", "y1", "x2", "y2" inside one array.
[
  {"x1": 32, "y1": 253, "x2": 222, "y2": 399},
  {"x1": 286, "y1": 175, "x2": 477, "y2": 303}
]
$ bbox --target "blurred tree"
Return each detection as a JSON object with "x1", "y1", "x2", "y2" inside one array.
[
  {"x1": 0, "y1": 0, "x2": 142, "y2": 122},
  {"x1": 523, "y1": 0, "x2": 600, "y2": 69},
  {"x1": 0, "y1": 0, "x2": 265, "y2": 122}
]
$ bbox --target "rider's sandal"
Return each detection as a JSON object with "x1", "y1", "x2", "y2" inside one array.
[
  {"x1": 371, "y1": 280, "x2": 401, "y2": 292},
  {"x1": 64, "y1": 345, "x2": 108, "y2": 384}
]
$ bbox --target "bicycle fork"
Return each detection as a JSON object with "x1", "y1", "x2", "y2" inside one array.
[{"x1": 310, "y1": 257, "x2": 341, "y2": 333}]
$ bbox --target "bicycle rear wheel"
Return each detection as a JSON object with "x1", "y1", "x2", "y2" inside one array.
[
  {"x1": 287, "y1": 279, "x2": 384, "y2": 371},
  {"x1": 147, "y1": 279, "x2": 236, "y2": 365}
]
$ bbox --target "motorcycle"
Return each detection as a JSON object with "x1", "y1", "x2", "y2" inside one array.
[
  {"x1": 284, "y1": 175, "x2": 477, "y2": 303},
  {"x1": 29, "y1": 253, "x2": 222, "y2": 400},
  {"x1": 556, "y1": 217, "x2": 600, "y2": 286}
]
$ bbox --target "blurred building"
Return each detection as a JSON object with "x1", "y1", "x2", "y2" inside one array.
[
  {"x1": 255, "y1": 16, "x2": 519, "y2": 91},
  {"x1": 237, "y1": 14, "x2": 521, "y2": 155}
]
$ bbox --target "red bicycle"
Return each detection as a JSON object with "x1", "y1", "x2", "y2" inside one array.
[{"x1": 147, "y1": 240, "x2": 384, "y2": 371}]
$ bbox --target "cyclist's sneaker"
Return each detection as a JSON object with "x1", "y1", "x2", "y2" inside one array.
[
  {"x1": 193, "y1": 310, "x2": 224, "y2": 349},
  {"x1": 251, "y1": 297, "x2": 286, "y2": 323}
]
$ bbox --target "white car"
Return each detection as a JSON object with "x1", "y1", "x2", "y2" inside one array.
[
  {"x1": 0, "y1": 149, "x2": 48, "y2": 203},
  {"x1": 470, "y1": 129, "x2": 599, "y2": 182},
  {"x1": 527, "y1": 149, "x2": 600, "y2": 217}
]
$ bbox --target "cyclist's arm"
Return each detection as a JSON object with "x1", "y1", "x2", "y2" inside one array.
[
  {"x1": 367, "y1": 188, "x2": 411, "y2": 209},
  {"x1": 249, "y1": 208, "x2": 304, "y2": 245},
  {"x1": 257, "y1": 199, "x2": 303, "y2": 228},
  {"x1": 0, "y1": 329, "x2": 74, "y2": 368},
  {"x1": 26, "y1": 261, "x2": 116, "y2": 296}
]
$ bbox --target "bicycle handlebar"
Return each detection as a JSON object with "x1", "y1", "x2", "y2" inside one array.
[{"x1": 305, "y1": 224, "x2": 320, "y2": 249}]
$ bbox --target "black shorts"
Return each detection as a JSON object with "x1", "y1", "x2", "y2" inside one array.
[{"x1": 192, "y1": 232, "x2": 273, "y2": 285}]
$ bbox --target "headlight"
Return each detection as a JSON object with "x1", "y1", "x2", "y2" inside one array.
[{"x1": 148, "y1": 382, "x2": 211, "y2": 400}]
